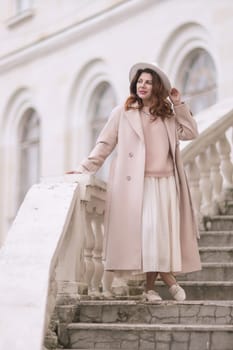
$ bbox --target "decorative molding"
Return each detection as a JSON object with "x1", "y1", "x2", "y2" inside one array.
[
  {"x1": 157, "y1": 22, "x2": 220, "y2": 89},
  {"x1": 0, "y1": 0, "x2": 155, "y2": 73},
  {"x1": 0, "y1": 87, "x2": 38, "y2": 243},
  {"x1": 5, "y1": 8, "x2": 35, "y2": 28},
  {"x1": 65, "y1": 58, "x2": 118, "y2": 169},
  {"x1": 1, "y1": 87, "x2": 35, "y2": 140}
]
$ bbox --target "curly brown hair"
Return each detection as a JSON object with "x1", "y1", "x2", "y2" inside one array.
[{"x1": 125, "y1": 68, "x2": 174, "y2": 121}]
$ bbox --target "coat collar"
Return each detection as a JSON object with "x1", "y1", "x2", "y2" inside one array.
[
  {"x1": 124, "y1": 104, "x2": 144, "y2": 143},
  {"x1": 124, "y1": 103, "x2": 176, "y2": 158}
]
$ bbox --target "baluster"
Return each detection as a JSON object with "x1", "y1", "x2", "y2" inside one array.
[
  {"x1": 83, "y1": 209, "x2": 95, "y2": 294},
  {"x1": 197, "y1": 151, "x2": 213, "y2": 216},
  {"x1": 217, "y1": 134, "x2": 233, "y2": 191},
  {"x1": 185, "y1": 159, "x2": 202, "y2": 229},
  {"x1": 91, "y1": 214, "x2": 104, "y2": 297},
  {"x1": 44, "y1": 267, "x2": 58, "y2": 349},
  {"x1": 208, "y1": 143, "x2": 224, "y2": 214},
  {"x1": 56, "y1": 199, "x2": 86, "y2": 299},
  {"x1": 102, "y1": 270, "x2": 115, "y2": 298}
]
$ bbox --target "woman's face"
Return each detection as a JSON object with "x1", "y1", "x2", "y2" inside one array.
[{"x1": 136, "y1": 72, "x2": 153, "y2": 103}]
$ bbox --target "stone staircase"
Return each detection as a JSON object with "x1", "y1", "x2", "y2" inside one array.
[{"x1": 54, "y1": 194, "x2": 233, "y2": 350}]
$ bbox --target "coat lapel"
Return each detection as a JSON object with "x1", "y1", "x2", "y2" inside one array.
[
  {"x1": 125, "y1": 108, "x2": 144, "y2": 143},
  {"x1": 124, "y1": 106, "x2": 176, "y2": 154}
]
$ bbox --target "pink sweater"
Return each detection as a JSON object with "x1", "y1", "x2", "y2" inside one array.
[{"x1": 140, "y1": 113, "x2": 174, "y2": 177}]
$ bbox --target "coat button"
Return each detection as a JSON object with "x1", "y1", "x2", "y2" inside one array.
[
  {"x1": 126, "y1": 176, "x2": 131, "y2": 181},
  {"x1": 129, "y1": 152, "x2": 134, "y2": 158}
]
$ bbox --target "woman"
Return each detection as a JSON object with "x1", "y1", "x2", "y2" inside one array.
[{"x1": 67, "y1": 62, "x2": 201, "y2": 302}]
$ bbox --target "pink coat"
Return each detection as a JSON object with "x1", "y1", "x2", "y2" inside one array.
[{"x1": 80, "y1": 103, "x2": 201, "y2": 273}]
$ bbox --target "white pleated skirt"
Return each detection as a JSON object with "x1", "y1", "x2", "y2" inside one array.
[
  {"x1": 112, "y1": 175, "x2": 182, "y2": 280},
  {"x1": 141, "y1": 175, "x2": 181, "y2": 273}
]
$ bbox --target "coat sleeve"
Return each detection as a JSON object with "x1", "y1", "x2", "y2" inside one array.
[
  {"x1": 174, "y1": 103, "x2": 199, "y2": 140},
  {"x1": 76, "y1": 106, "x2": 121, "y2": 174}
]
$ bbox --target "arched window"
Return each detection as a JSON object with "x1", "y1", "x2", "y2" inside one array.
[
  {"x1": 90, "y1": 82, "x2": 116, "y2": 146},
  {"x1": 16, "y1": 0, "x2": 32, "y2": 13},
  {"x1": 177, "y1": 49, "x2": 217, "y2": 114},
  {"x1": 18, "y1": 109, "x2": 40, "y2": 205},
  {"x1": 89, "y1": 82, "x2": 116, "y2": 180}
]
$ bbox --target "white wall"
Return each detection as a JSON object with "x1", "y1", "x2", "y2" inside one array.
[{"x1": 0, "y1": 0, "x2": 233, "y2": 242}]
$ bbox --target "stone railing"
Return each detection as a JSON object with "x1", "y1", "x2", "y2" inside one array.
[
  {"x1": 182, "y1": 100, "x2": 233, "y2": 229},
  {"x1": 55, "y1": 173, "x2": 115, "y2": 301},
  {"x1": 0, "y1": 174, "x2": 111, "y2": 350}
]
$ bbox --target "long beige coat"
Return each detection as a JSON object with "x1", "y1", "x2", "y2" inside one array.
[{"x1": 80, "y1": 103, "x2": 201, "y2": 273}]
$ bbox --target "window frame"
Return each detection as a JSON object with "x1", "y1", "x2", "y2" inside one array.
[
  {"x1": 18, "y1": 109, "x2": 40, "y2": 206},
  {"x1": 176, "y1": 49, "x2": 217, "y2": 114},
  {"x1": 87, "y1": 82, "x2": 117, "y2": 180}
]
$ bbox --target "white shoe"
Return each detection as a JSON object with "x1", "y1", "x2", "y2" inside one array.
[
  {"x1": 169, "y1": 284, "x2": 186, "y2": 301},
  {"x1": 142, "y1": 290, "x2": 162, "y2": 302}
]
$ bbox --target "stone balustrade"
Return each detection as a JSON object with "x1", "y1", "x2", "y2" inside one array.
[
  {"x1": 183, "y1": 107, "x2": 233, "y2": 228},
  {"x1": 55, "y1": 174, "x2": 108, "y2": 301},
  {"x1": 0, "y1": 174, "x2": 109, "y2": 350}
]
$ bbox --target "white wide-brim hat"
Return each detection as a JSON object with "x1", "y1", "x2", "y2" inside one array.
[{"x1": 129, "y1": 62, "x2": 172, "y2": 95}]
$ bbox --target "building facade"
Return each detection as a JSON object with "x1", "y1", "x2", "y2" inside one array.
[{"x1": 0, "y1": 0, "x2": 233, "y2": 243}]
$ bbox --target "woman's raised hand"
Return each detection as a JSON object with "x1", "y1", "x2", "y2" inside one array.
[{"x1": 169, "y1": 88, "x2": 182, "y2": 106}]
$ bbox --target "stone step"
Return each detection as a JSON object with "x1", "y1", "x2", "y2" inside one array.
[
  {"x1": 156, "y1": 281, "x2": 233, "y2": 300},
  {"x1": 219, "y1": 189, "x2": 233, "y2": 202},
  {"x1": 199, "y1": 246, "x2": 233, "y2": 262},
  {"x1": 74, "y1": 281, "x2": 233, "y2": 301},
  {"x1": 67, "y1": 322, "x2": 233, "y2": 350},
  {"x1": 177, "y1": 263, "x2": 233, "y2": 281},
  {"x1": 199, "y1": 231, "x2": 233, "y2": 246},
  {"x1": 204, "y1": 215, "x2": 233, "y2": 231},
  {"x1": 78, "y1": 300, "x2": 233, "y2": 325}
]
